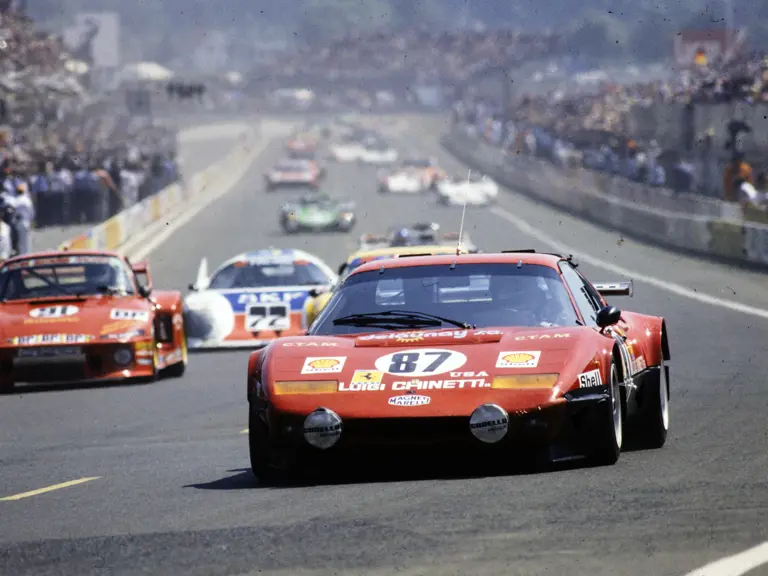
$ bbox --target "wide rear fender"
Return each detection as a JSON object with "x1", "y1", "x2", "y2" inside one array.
[
  {"x1": 247, "y1": 349, "x2": 267, "y2": 400},
  {"x1": 622, "y1": 311, "x2": 669, "y2": 367},
  {"x1": 151, "y1": 290, "x2": 183, "y2": 313}
]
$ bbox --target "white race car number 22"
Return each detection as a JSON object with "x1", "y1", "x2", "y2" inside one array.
[{"x1": 246, "y1": 304, "x2": 291, "y2": 331}]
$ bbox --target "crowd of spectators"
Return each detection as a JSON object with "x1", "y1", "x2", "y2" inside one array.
[
  {"x1": 0, "y1": 5, "x2": 180, "y2": 256},
  {"x1": 265, "y1": 28, "x2": 561, "y2": 84},
  {"x1": 452, "y1": 50, "x2": 768, "y2": 212}
]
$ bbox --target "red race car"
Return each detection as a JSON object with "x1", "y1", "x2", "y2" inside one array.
[
  {"x1": 0, "y1": 250, "x2": 188, "y2": 392},
  {"x1": 246, "y1": 250, "x2": 670, "y2": 482}
]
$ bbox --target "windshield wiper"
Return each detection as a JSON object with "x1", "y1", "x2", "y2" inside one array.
[
  {"x1": 96, "y1": 284, "x2": 123, "y2": 296},
  {"x1": 333, "y1": 310, "x2": 473, "y2": 329}
]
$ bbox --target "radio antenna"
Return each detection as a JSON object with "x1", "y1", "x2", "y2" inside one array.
[{"x1": 456, "y1": 170, "x2": 469, "y2": 255}]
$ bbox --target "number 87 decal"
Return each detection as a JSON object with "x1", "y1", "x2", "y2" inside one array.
[{"x1": 374, "y1": 348, "x2": 467, "y2": 377}]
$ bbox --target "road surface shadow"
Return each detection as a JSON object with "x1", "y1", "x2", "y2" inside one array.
[
  {"x1": 185, "y1": 456, "x2": 591, "y2": 491},
  {"x1": 0, "y1": 378, "x2": 157, "y2": 396}
]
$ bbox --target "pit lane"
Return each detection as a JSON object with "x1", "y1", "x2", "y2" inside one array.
[{"x1": 0, "y1": 114, "x2": 766, "y2": 576}]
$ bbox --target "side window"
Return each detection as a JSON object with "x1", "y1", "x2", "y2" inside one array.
[
  {"x1": 577, "y1": 269, "x2": 605, "y2": 310},
  {"x1": 559, "y1": 263, "x2": 599, "y2": 326}
]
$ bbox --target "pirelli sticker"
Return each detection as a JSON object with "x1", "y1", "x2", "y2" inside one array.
[{"x1": 496, "y1": 351, "x2": 541, "y2": 369}]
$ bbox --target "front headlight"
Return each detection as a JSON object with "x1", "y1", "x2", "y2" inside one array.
[
  {"x1": 303, "y1": 407, "x2": 342, "y2": 449},
  {"x1": 469, "y1": 403, "x2": 509, "y2": 443},
  {"x1": 274, "y1": 380, "x2": 337, "y2": 395},
  {"x1": 113, "y1": 347, "x2": 134, "y2": 366},
  {"x1": 491, "y1": 374, "x2": 559, "y2": 389}
]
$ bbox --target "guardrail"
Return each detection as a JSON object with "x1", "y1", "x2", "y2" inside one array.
[
  {"x1": 441, "y1": 127, "x2": 768, "y2": 269},
  {"x1": 58, "y1": 127, "x2": 257, "y2": 253}
]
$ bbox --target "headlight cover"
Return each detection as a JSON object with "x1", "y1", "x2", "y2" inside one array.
[
  {"x1": 113, "y1": 347, "x2": 134, "y2": 366},
  {"x1": 303, "y1": 407, "x2": 342, "y2": 449},
  {"x1": 469, "y1": 403, "x2": 509, "y2": 444}
]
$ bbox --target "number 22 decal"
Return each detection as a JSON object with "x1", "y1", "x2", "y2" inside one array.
[{"x1": 374, "y1": 348, "x2": 467, "y2": 377}]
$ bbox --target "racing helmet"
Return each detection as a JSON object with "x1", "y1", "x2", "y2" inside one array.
[
  {"x1": 390, "y1": 227, "x2": 411, "y2": 247},
  {"x1": 85, "y1": 262, "x2": 118, "y2": 290},
  {"x1": 489, "y1": 273, "x2": 549, "y2": 325}
]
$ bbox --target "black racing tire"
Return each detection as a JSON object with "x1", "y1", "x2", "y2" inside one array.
[
  {"x1": 248, "y1": 408, "x2": 292, "y2": 485},
  {"x1": 378, "y1": 185, "x2": 388, "y2": 194},
  {"x1": 162, "y1": 323, "x2": 188, "y2": 379},
  {"x1": 631, "y1": 356, "x2": 669, "y2": 450},
  {"x1": 134, "y1": 339, "x2": 159, "y2": 384},
  {"x1": 337, "y1": 218, "x2": 355, "y2": 232},
  {"x1": 281, "y1": 217, "x2": 299, "y2": 234},
  {"x1": 586, "y1": 358, "x2": 623, "y2": 466}
]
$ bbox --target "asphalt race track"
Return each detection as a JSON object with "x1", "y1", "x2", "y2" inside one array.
[{"x1": 1, "y1": 114, "x2": 767, "y2": 576}]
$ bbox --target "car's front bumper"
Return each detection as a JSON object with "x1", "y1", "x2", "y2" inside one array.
[
  {"x1": 0, "y1": 341, "x2": 160, "y2": 385},
  {"x1": 251, "y1": 386, "x2": 611, "y2": 465}
]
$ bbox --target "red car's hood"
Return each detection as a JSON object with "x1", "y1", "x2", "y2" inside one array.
[
  {"x1": 266, "y1": 326, "x2": 608, "y2": 418},
  {"x1": 0, "y1": 297, "x2": 152, "y2": 344}
]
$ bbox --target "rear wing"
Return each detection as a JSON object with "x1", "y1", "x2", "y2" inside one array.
[
  {"x1": 130, "y1": 259, "x2": 153, "y2": 294},
  {"x1": 593, "y1": 281, "x2": 633, "y2": 297}
]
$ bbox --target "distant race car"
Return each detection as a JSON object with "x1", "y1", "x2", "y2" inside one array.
[
  {"x1": 279, "y1": 193, "x2": 356, "y2": 234},
  {"x1": 286, "y1": 136, "x2": 318, "y2": 155},
  {"x1": 360, "y1": 140, "x2": 398, "y2": 165},
  {"x1": 286, "y1": 147, "x2": 327, "y2": 178},
  {"x1": 183, "y1": 249, "x2": 337, "y2": 349},
  {"x1": 380, "y1": 157, "x2": 446, "y2": 192},
  {"x1": 357, "y1": 222, "x2": 477, "y2": 253},
  {"x1": 377, "y1": 167, "x2": 423, "y2": 194},
  {"x1": 304, "y1": 243, "x2": 472, "y2": 327},
  {"x1": 265, "y1": 159, "x2": 321, "y2": 191},
  {"x1": 0, "y1": 250, "x2": 188, "y2": 392},
  {"x1": 329, "y1": 133, "x2": 375, "y2": 162},
  {"x1": 435, "y1": 172, "x2": 499, "y2": 206},
  {"x1": 245, "y1": 250, "x2": 670, "y2": 482}
]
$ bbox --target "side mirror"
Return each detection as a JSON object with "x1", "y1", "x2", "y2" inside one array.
[
  {"x1": 308, "y1": 285, "x2": 332, "y2": 298},
  {"x1": 596, "y1": 306, "x2": 621, "y2": 329}
]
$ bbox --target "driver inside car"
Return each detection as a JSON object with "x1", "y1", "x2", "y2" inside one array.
[{"x1": 469, "y1": 273, "x2": 567, "y2": 327}]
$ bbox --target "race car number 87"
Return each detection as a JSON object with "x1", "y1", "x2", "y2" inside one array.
[
  {"x1": 389, "y1": 351, "x2": 450, "y2": 374},
  {"x1": 375, "y1": 348, "x2": 467, "y2": 377}
]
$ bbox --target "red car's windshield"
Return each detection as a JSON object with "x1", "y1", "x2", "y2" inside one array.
[
  {"x1": 0, "y1": 256, "x2": 136, "y2": 300},
  {"x1": 309, "y1": 263, "x2": 581, "y2": 334}
]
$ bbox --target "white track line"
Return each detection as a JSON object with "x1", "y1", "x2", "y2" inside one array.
[
  {"x1": 683, "y1": 541, "x2": 768, "y2": 576},
  {"x1": 128, "y1": 124, "x2": 292, "y2": 261},
  {"x1": 490, "y1": 205, "x2": 768, "y2": 321}
]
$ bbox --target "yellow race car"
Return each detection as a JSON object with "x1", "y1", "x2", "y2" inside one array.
[{"x1": 303, "y1": 244, "x2": 467, "y2": 327}]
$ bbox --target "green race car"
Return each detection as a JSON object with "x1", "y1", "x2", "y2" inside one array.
[{"x1": 279, "y1": 193, "x2": 357, "y2": 234}]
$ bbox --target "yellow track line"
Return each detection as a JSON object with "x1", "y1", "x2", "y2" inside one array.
[{"x1": 0, "y1": 477, "x2": 101, "y2": 501}]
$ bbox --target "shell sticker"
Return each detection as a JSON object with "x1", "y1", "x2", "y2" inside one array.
[
  {"x1": 301, "y1": 356, "x2": 346, "y2": 374},
  {"x1": 496, "y1": 351, "x2": 541, "y2": 369}
]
